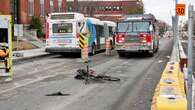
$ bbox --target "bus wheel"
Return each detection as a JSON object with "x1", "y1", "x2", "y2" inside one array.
[
  {"x1": 91, "y1": 44, "x2": 96, "y2": 55},
  {"x1": 118, "y1": 51, "x2": 125, "y2": 57},
  {"x1": 110, "y1": 40, "x2": 113, "y2": 49}
]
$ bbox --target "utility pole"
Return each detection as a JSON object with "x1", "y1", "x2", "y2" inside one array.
[
  {"x1": 12, "y1": 0, "x2": 19, "y2": 24},
  {"x1": 175, "y1": 0, "x2": 179, "y2": 48},
  {"x1": 187, "y1": 5, "x2": 193, "y2": 110},
  {"x1": 172, "y1": 0, "x2": 179, "y2": 50}
]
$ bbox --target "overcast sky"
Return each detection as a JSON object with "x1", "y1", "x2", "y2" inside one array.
[{"x1": 143, "y1": 0, "x2": 195, "y2": 25}]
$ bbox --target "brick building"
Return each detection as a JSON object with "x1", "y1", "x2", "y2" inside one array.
[
  {"x1": 0, "y1": 0, "x2": 12, "y2": 15},
  {"x1": 0, "y1": 0, "x2": 66, "y2": 25},
  {"x1": 66, "y1": 0, "x2": 144, "y2": 22},
  {"x1": 0, "y1": 0, "x2": 143, "y2": 24}
]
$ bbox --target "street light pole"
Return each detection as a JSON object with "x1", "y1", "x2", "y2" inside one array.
[
  {"x1": 187, "y1": 5, "x2": 193, "y2": 110},
  {"x1": 175, "y1": 0, "x2": 179, "y2": 48},
  {"x1": 74, "y1": 0, "x2": 78, "y2": 12}
]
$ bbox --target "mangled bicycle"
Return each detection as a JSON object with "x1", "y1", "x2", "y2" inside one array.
[{"x1": 74, "y1": 65, "x2": 120, "y2": 84}]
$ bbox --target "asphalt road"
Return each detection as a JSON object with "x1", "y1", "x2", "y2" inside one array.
[{"x1": 0, "y1": 38, "x2": 173, "y2": 110}]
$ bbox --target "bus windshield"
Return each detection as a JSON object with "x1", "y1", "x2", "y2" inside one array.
[
  {"x1": 52, "y1": 23, "x2": 73, "y2": 33},
  {"x1": 117, "y1": 21, "x2": 150, "y2": 33}
]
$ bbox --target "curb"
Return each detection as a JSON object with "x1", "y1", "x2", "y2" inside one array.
[{"x1": 12, "y1": 53, "x2": 52, "y2": 64}]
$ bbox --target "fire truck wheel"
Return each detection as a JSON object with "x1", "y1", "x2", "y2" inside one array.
[
  {"x1": 155, "y1": 47, "x2": 159, "y2": 52},
  {"x1": 148, "y1": 51, "x2": 154, "y2": 57}
]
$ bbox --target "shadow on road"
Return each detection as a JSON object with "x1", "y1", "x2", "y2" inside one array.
[
  {"x1": 52, "y1": 50, "x2": 107, "y2": 59},
  {"x1": 118, "y1": 52, "x2": 153, "y2": 59},
  {"x1": 54, "y1": 53, "x2": 81, "y2": 58}
]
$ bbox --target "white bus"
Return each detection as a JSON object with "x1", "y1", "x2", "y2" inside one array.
[
  {"x1": 45, "y1": 12, "x2": 85, "y2": 53},
  {"x1": 45, "y1": 12, "x2": 116, "y2": 55}
]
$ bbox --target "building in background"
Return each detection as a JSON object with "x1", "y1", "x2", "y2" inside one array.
[
  {"x1": 66, "y1": 0, "x2": 144, "y2": 22},
  {"x1": 0, "y1": 0, "x2": 66, "y2": 25},
  {"x1": 0, "y1": 0, "x2": 12, "y2": 15},
  {"x1": 157, "y1": 20, "x2": 170, "y2": 37},
  {"x1": 0, "y1": 0, "x2": 144, "y2": 38},
  {"x1": 182, "y1": 20, "x2": 195, "y2": 36},
  {"x1": 0, "y1": 0, "x2": 143, "y2": 23}
]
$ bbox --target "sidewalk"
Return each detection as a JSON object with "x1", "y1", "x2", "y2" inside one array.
[
  {"x1": 12, "y1": 48, "x2": 50, "y2": 62},
  {"x1": 193, "y1": 77, "x2": 195, "y2": 110}
]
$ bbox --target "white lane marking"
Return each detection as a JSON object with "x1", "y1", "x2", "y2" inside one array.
[
  {"x1": 14, "y1": 59, "x2": 74, "y2": 77},
  {"x1": 116, "y1": 71, "x2": 122, "y2": 73},
  {"x1": 158, "y1": 60, "x2": 163, "y2": 63},
  {"x1": 13, "y1": 82, "x2": 21, "y2": 86},
  {"x1": 166, "y1": 56, "x2": 170, "y2": 59},
  {"x1": 0, "y1": 74, "x2": 58, "y2": 95},
  {"x1": 0, "y1": 60, "x2": 77, "y2": 95}
]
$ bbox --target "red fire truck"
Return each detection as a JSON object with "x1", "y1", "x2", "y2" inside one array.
[{"x1": 115, "y1": 14, "x2": 159, "y2": 57}]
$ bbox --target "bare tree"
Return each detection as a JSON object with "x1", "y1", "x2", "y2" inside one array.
[{"x1": 74, "y1": 0, "x2": 78, "y2": 12}]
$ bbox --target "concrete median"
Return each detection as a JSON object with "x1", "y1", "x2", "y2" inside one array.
[
  {"x1": 151, "y1": 37, "x2": 189, "y2": 110},
  {"x1": 151, "y1": 63, "x2": 187, "y2": 110},
  {"x1": 151, "y1": 61, "x2": 187, "y2": 110}
]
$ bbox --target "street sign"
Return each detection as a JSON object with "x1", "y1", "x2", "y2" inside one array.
[
  {"x1": 79, "y1": 33, "x2": 89, "y2": 62},
  {"x1": 79, "y1": 33, "x2": 86, "y2": 49},
  {"x1": 14, "y1": 24, "x2": 23, "y2": 51},
  {"x1": 176, "y1": 4, "x2": 186, "y2": 16},
  {"x1": 14, "y1": 24, "x2": 23, "y2": 37}
]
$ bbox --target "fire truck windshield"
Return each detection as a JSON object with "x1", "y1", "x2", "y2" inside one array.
[{"x1": 117, "y1": 21, "x2": 150, "y2": 33}]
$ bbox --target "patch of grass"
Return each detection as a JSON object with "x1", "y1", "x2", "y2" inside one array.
[{"x1": 12, "y1": 40, "x2": 38, "y2": 51}]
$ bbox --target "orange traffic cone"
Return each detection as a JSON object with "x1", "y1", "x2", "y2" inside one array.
[{"x1": 105, "y1": 39, "x2": 111, "y2": 55}]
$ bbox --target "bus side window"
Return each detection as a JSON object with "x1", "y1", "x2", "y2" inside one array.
[
  {"x1": 0, "y1": 29, "x2": 8, "y2": 43},
  {"x1": 100, "y1": 25, "x2": 104, "y2": 37},
  {"x1": 80, "y1": 22, "x2": 87, "y2": 34},
  {"x1": 108, "y1": 27, "x2": 114, "y2": 36},
  {"x1": 78, "y1": 22, "x2": 81, "y2": 27}
]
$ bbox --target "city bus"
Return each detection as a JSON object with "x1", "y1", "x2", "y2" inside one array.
[{"x1": 45, "y1": 12, "x2": 116, "y2": 55}]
